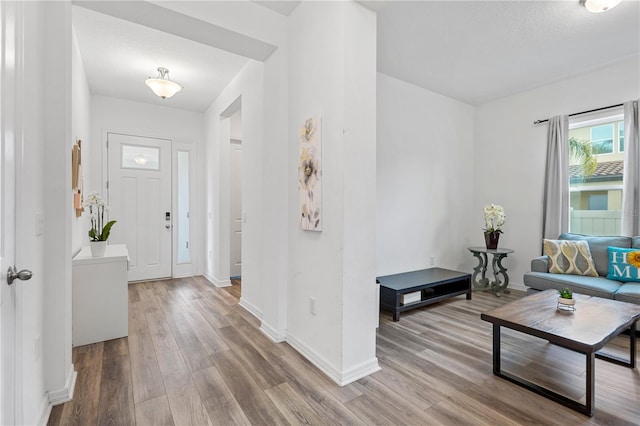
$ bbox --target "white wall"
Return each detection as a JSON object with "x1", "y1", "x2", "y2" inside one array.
[
  {"x1": 376, "y1": 73, "x2": 476, "y2": 277},
  {"x1": 41, "y1": 0, "x2": 75, "y2": 420},
  {"x1": 71, "y1": 29, "x2": 91, "y2": 256},
  {"x1": 474, "y1": 55, "x2": 640, "y2": 290},
  {"x1": 90, "y1": 95, "x2": 205, "y2": 275},
  {"x1": 202, "y1": 61, "x2": 265, "y2": 317},
  {"x1": 257, "y1": 34, "x2": 289, "y2": 341},
  {"x1": 287, "y1": 0, "x2": 379, "y2": 385}
]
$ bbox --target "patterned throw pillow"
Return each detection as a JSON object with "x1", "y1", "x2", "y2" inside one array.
[
  {"x1": 607, "y1": 247, "x2": 640, "y2": 282},
  {"x1": 543, "y1": 239, "x2": 598, "y2": 276}
]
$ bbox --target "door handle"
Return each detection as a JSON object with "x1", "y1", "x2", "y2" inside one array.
[
  {"x1": 166, "y1": 224, "x2": 171, "y2": 229},
  {"x1": 7, "y1": 266, "x2": 33, "y2": 285}
]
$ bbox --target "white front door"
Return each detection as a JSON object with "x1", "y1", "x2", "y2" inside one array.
[
  {"x1": 108, "y1": 133, "x2": 172, "y2": 281},
  {"x1": 1, "y1": 2, "x2": 22, "y2": 423}
]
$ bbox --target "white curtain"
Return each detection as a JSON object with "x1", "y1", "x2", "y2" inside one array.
[
  {"x1": 542, "y1": 115, "x2": 569, "y2": 239},
  {"x1": 621, "y1": 100, "x2": 639, "y2": 236}
]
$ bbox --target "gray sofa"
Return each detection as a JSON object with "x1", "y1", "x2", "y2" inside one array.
[{"x1": 523, "y1": 233, "x2": 640, "y2": 306}]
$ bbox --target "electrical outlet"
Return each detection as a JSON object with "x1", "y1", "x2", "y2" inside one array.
[
  {"x1": 430, "y1": 257, "x2": 435, "y2": 266},
  {"x1": 309, "y1": 297, "x2": 316, "y2": 315}
]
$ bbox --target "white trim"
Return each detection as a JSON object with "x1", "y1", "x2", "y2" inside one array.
[
  {"x1": 570, "y1": 112, "x2": 623, "y2": 129},
  {"x1": 47, "y1": 364, "x2": 77, "y2": 406},
  {"x1": 36, "y1": 394, "x2": 51, "y2": 426},
  {"x1": 259, "y1": 321, "x2": 286, "y2": 343},
  {"x1": 285, "y1": 333, "x2": 380, "y2": 386},
  {"x1": 508, "y1": 282, "x2": 527, "y2": 293},
  {"x1": 570, "y1": 184, "x2": 623, "y2": 192},
  {"x1": 286, "y1": 332, "x2": 341, "y2": 384},
  {"x1": 172, "y1": 272, "x2": 194, "y2": 279},
  {"x1": 339, "y1": 358, "x2": 381, "y2": 386},
  {"x1": 238, "y1": 297, "x2": 262, "y2": 319},
  {"x1": 203, "y1": 273, "x2": 231, "y2": 287}
]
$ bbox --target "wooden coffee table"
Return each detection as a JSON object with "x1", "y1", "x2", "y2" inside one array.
[{"x1": 481, "y1": 289, "x2": 640, "y2": 417}]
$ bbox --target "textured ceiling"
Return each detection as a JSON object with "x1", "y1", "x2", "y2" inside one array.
[
  {"x1": 72, "y1": 5, "x2": 250, "y2": 112},
  {"x1": 369, "y1": 0, "x2": 640, "y2": 105},
  {"x1": 73, "y1": 1, "x2": 640, "y2": 112}
]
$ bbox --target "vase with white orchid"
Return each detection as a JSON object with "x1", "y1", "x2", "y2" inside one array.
[
  {"x1": 483, "y1": 204, "x2": 505, "y2": 249},
  {"x1": 83, "y1": 192, "x2": 116, "y2": 256}
]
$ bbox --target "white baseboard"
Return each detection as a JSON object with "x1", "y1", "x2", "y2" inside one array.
[
  {"x1": 239, "y1": 297, "x2": 263, "y2": 320},
  {"x1": 47, "y1": 363, "x2": 77, "y2": 406},
  {"x1": 509, "y1": 281, "x2": 527, "y2": 292},
  {"x1": 37, "y1": 394, "x2": 51, "y2": 426},
  {"x1": 203, "y1": 273, "x2": 231, "y2": 288},
  {"x1": 340, "y1": 357, "x2": 381, "y2": 386},
  {"x1": 172, "y1": 272, "x2": 194, "y2": 279},
  {"x1": 260, "y1": 321, "x2": 287, "y2": 343},
  {"x1": 286, "y1": 333, "x2": 380, "y2": 386}
]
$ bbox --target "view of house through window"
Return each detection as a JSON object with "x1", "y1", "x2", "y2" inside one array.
[{"x1": 568, "y1": 113, "x2": 624, "y2": 236}]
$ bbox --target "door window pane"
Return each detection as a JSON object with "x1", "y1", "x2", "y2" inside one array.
[{"x1": 121, "y1": 145, "x2": 160, "y2": 170}]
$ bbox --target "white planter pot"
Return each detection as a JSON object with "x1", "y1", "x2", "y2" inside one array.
[
  {"x1": 557, "y1": 297, "x2": 576, "y2": 312},
  {"x1": 90, "y1": 240, "x2": 107, "y2": 257}
]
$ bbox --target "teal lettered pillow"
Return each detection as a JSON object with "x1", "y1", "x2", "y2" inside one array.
[{"x1": 607, "y1": 247, "x2": 640, "y2": 282}]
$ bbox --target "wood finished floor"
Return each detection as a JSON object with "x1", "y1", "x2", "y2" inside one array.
[{"x1": 48, "y1": 277, "x2": 640, "y2": 425}]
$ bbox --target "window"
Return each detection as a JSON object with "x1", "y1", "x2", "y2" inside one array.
[
  {"x1": 121, "y1": 144, "x2": 160, "y2": 170},
  {"x1": 568, "y1": 114, "x2": 624, "y2": 236},
  {"x1": 590, "y1": 124, "x2": 614, "y2": 154}
]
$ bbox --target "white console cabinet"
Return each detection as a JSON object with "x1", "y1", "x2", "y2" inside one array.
[{"x1": 72, "y1": 244, "x2": 129, "y2": 347}]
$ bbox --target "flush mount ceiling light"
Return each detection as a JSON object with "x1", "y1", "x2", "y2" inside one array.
[
  {"x1": 583, "y1": 0, "x2": 621, "y2": 13},
  {"x1": 145, "y1": 67, "x2": 182, "y2": 99}
]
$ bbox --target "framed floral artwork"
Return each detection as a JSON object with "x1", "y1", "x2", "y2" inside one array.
[{"x1": 299, "y1": 116, "x2": 322, "y2": 231}]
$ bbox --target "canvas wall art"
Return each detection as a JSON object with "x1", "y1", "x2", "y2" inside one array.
[{"x1": 299, "y1": 116, "x2": 322, "y2": 231}]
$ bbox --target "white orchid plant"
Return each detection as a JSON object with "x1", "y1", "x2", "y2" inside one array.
[
  {"x1": 483, "y1": 204, "x2": 505, "y2": 234},
  {"x1": 83, "y1": 191, "x2": 117, "y2": 241}
]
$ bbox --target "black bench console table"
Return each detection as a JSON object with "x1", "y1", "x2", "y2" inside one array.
[{"x1": 377, "y1": 268, "x2": 472, "y2": 321}]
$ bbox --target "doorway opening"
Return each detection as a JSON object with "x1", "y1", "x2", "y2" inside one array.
[{"x1": 221, "y1": 97, "x2": 243, "y2": 297}]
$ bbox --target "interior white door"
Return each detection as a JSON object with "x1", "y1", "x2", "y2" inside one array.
[
  {"x1": 1, "y1": 2, "x2": 20, "y2": 423},
  {"x1": 230, "y1": 141, "x2": 242, "y2": 278},
  {"x1": 108, "y1": 133, "x2": 172, "y2": 281}
]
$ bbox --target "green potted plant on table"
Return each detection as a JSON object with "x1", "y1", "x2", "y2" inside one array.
[
  {"x1": 84, "y1": 191, "x2": 117, "y2": 257},
  {"x1": 557, "y1": 287, "x2": 576, "y2": 312}
]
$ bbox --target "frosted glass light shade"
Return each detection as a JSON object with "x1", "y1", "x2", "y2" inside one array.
[
  {"x1": 145, "y1": 78, "x2": 182, "y2": 99},
  {"x1": 145, "y1": 67, "x2": 182, "y2": 99},
  {"x1": 584, "y1": 0, "x2": 621, "y2": 13}
]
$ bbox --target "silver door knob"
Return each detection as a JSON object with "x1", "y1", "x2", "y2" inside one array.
[
  {"x1": 166, "y1": 224, "x2": 171, "y2": 229},
  {"x1": 7, "y1": 266, "x2": 33, "y2": 285}
]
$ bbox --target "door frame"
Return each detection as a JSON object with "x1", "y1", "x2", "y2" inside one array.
[{"x1": 104, "y1": 129, "x2": 202, "y2": 280}]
